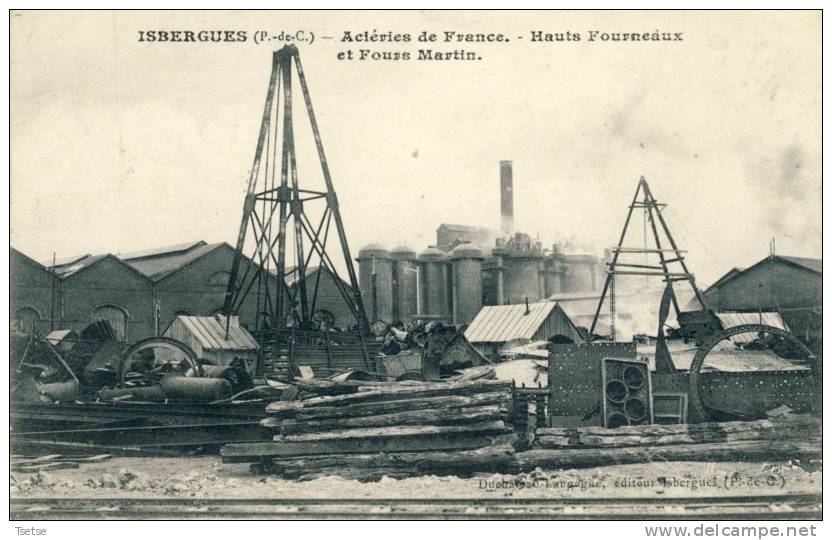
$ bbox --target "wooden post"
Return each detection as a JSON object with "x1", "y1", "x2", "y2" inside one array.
[
  {"x1": 324, "y1": 329, "x2": 333, "y2": 369},
  {"x1": 536, "y1": 393, "x2": 547, "y2": 429}
]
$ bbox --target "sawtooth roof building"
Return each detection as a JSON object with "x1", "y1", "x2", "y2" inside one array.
[{"x1": 10, "y1": 241, "x2": 357, "y2": 343}]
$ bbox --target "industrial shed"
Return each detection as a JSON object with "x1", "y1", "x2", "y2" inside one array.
[
  {"x1": 284, "y1": 266, "x2": 358, "y2": 329},
  {"x1": 162, "y1": 314, "x2": 260, "y2": 375},
  {"x1": 464, "y1": 301, "x2": 582, "y2": 359},
  {"x1": 10, "y1": 248, "x2": 56, "y2": 335},
  {"x1": 704, "y1": 254, "x2": 821, "y2": 352},
  {"x1": 52, "y1": 253, "x2": 154, "y2": 342},
  {"x1": 121, "y1": 241, "x2": 262, "y2": 333}
]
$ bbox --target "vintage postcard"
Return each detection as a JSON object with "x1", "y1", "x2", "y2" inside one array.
[{"x1": 8, "y1": 10, "x2": 822, "y2": 523}]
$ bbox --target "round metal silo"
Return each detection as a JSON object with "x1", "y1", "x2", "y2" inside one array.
[
  {"x1": 503, "y1": 253, "x2": 545, "y2": 304},
  {"x1": 417, "y1": 246, "x2": 449, "y2": 320},
  {"x1": 390, "y1": 245, "x2": 418, "y2": 324},
  {"x1": 450, "y1": 243, "x2": 484, "y2": 325},
  {"x1": 356, "y1": 243, "x2": 393, "y2": 322},
  {"x1": 544, "y1": 259, "x2": 565, "y2": 296}
]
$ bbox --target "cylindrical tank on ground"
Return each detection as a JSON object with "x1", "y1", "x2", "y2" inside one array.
[
  {"x1": 390, "y1": 245, "x2": 418, "y2": 323},
  {"x1": 418, "y1": 246, "x2": 450, "y2": 320},
  {"x1": 356, "y1": 243, "x2": 393, "y2": 322},
  {"x1": 450, "y1": 243, "x2": 484, "y2": 325}
]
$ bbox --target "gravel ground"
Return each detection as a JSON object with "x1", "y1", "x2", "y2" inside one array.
[{"x1": 10, "y1": 456, "x2": 822, "y2": 500}]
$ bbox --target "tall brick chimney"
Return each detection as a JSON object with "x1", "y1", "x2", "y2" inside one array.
[{"x1": 500, "y1": 160, "x2": 514, "y2": 234}]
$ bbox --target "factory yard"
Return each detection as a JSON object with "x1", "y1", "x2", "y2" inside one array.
[
  {"x1": 9, "y1": 37, "x2": 822, "y2": 522},
  {"x1": 11, "y1": 455, "x2": 822, "y2": 500}
]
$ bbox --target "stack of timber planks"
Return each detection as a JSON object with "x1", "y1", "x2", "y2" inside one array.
[
  {"x1": 517, "y1": 415, "x2": 822, "y2": 470},
  {"x1": 221, "y1": 379, "x2": 517, "y2": 480}
]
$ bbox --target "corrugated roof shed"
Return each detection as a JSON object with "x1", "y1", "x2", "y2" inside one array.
[
  {"x1": 168, "y1": 315, "x2": 259, "y2": 351},
  {"x1": 717, "y1": 311, "x2": 789, "y2": 331},
  {"x1": 122, "y1": 242, "x2": 226, "y2": 280},
  {"x1": 465, "y1": 302, "x2": 557, "y2": 343}
]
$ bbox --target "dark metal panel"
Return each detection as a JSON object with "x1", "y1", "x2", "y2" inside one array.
[{"x1": 548, "y1": 342, "x2": 636, "y2": 424}]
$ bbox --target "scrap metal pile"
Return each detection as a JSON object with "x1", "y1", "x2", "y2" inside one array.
[
  {"x1": 10, "y1": 323, "x2": 277, "y2": 455},
  {"x1": 12, "y1": 323, "x2": 262, "y2": 406},
  {"x1": 374, "y1": 321, "x2": 491, "y2": 380}
]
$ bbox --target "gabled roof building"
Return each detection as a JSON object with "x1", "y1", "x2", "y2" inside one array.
[{"x1": 704, "y1": 254, "x2": 821, "y2": 353}]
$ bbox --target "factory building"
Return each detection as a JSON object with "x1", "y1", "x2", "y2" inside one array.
[
  {"x1": 284, "y1": 265, "x2": 359, "y2": 329},
  {"x1": 11, "y1": 248, "x2": 62, "y2": 336},
  {"x1": 10, "y1": 240, "x2": 359, "y2": 342},
  {"x1": 121, "y1": 241, "x2": 255, "y2": 335},
  {"x1": 357, "y1": 160, "x2": 609, "y2": 326},
  {"x1": 56, "y1": 254, "x2": 155, "y2": 342},
  {"x1": 704, "y1": 254, "x2": 822, "y2": 352}
]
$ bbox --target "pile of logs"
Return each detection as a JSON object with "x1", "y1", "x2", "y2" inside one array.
[
  {"x1": 222, "y1": 375, "x2": 821, "y2": 480},
  {"x1": 221, "y1": 379, "x2": 517, "y2": 480},
  {"x1": 517, "y1": 415, "x2": 822, "y2": 470}
]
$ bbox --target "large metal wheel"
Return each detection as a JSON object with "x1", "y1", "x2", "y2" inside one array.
[
  {"x1": 118, "y1": 337, "x2": 202, "y2": 383},
  {"x1": 687, "y1": 324, "x2": 817, "y2": 422}
]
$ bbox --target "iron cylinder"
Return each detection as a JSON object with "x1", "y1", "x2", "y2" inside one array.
[
  {"x1": 160, "y1": 374, "x2": 233, "y2": 402},
  {"x1": 98, "y1": 385, "x2": 166, "y2": 402}
]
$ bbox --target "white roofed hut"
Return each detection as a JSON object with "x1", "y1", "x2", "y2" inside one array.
[{"x1": 162, "y1": 314, "x2": 260, "y2": 376}]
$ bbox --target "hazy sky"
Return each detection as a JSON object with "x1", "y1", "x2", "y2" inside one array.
[{"x1": 10, "y1": 10, "x2": 821, "y2": 284}]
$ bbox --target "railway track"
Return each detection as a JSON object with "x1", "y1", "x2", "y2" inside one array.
[{"x1": 11, "y1": 494, "x2": 822, "y2": 519}]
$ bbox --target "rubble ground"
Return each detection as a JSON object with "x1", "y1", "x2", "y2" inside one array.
[{"x1": 10, "y1": 456, "x2": 821, "y2": 500}]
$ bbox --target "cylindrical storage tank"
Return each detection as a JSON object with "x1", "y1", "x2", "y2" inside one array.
[
  {"x1": 418, "y1": 246, "x2": 450, "y2": 320},
  {"x1": 545, "y1": 260, "x2": 564, "y2": 296},
  {"x1": 356, "y1": 243, "x2": 393, "y2": 322},
  {"x1": 503, "y1": 255, "x2": 544, "y2": 304},
  {"x1": 450, "y1": 243, "x2": 484, "y2": 325},
  {"x1": 561, "y1": 256, "x2": 595, "y2": 293},
  {"x1": 390, "y1": 245, "x2": 418, "y2": 324}
]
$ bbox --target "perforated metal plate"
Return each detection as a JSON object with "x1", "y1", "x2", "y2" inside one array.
[{"x1": 548, "y1": 342, "x2": 636, "y2": 424}]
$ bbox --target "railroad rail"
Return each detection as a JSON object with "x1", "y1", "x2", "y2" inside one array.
[{"x1": 11, "y1": 494, "x2": 821, "y2": 520}]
